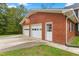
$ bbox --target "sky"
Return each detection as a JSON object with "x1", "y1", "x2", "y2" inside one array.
[{"x1": 7, "y1": 3, "x2": 74, "y2": 9}]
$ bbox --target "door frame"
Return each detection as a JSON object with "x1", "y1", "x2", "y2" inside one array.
[{"x1": 45, "y1": 22, "x2": 53, "y2": 41}]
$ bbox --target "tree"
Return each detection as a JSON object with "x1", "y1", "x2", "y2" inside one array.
[
  {"x1": 6, "y1": 4, "x2": 27, "y2": 34},
  {"x1": 0, "y1": 3, "x2": 28, "y2": 35},
  {"x1": 0, "y1": 3, "x2": 8, "y2": 34}
]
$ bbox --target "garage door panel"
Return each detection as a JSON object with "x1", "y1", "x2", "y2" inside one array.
[
  {"x1": 23, "y1": 25, "x2": 29, "y2": 36},
  {"x1": 31, "y1": 24, "x2": 42, "y2": 39}
]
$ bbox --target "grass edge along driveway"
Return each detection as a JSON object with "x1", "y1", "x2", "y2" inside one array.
[{"x1": 0, "y1": 45, "x2": 78, "y2": 56}]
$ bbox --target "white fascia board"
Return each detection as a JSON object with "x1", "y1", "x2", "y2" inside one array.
[
  {"x1": 27, "y1": 9, "x2": 74, "y2": 17},
  {"x1": 72, "y1": 10, "x2": 79, "y2": 22},
  {"x1": 62, "y1": 8, "x2": 73, "y2": 13},
  {"x1": 19, "y1": 17, "x2": 26, "y2": 24}
]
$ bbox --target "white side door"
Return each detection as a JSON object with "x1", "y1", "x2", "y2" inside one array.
[
  {"x1": 31, "y1": 24, "x2": 42, "y2": 39},
  {"x1": 45, "y1": 22, "x2": 53, "y2": 41},
  {"x1": 23, "y1": 25, "x2": 29, "y2": 36}
]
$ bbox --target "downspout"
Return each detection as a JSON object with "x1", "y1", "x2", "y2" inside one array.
[{"x1": 66, "y1": 17, "x2": 68, "y2": 45}]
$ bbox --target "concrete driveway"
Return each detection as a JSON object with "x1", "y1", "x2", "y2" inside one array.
[
  {"x1": 0, "y1": 35, "x2": 22, "y2": 43},
  {"x1": 0, "y1": 35, "x2": 43, "y2": 52}
]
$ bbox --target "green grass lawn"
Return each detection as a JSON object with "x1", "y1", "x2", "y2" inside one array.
[
  {"x1": 71, "y1": 36, "x2": 79, "y2": 46},
  {"x1": 0, "y1": 45, "x2": 78, "y2": 56}
]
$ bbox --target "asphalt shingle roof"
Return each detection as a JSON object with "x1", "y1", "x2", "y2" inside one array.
[{"x1": 65, "y1": 3, "x2": 79, "y2": 9}]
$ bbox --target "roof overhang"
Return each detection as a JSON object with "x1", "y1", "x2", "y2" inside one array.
[
  {"x1": 20, "y1": 9, "x2": 79, "y2": 24},
  {"x1": 63, "y1": 9, "x2": 79, "y2": 22},
  {"x1": 26, "y1": 9, "x2": 73, "y2": 17},
  {"x1": 19, "y1": 18, "x2": 30, "y2": 25}
]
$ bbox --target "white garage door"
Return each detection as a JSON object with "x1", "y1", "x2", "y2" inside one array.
[
  {"x1": 23, "y1": 25, "x2": 29, "y2": 36},
  {"x1": 31, "y1": 24, "x2": 42, "y2": 39}
]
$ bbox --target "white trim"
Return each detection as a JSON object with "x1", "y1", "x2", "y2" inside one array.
[
  {"x1": 19, "y1": 17, "x2": 26, "y2": 24},
  {"x1": 62, "y1": 8, "x2": 73, "y2": 13},
  {"x1": 45, "y1": 22, "x2": 53, "y2": 41},
  {"x1": 72, "y1": 10, "x2": 79, "y2": 22},
  {"x1": 26, "y1": 9, "x2": 73, "y2": 18},
  {"x1": 19, "y1": 18, "x2": 30, "y2": 25}
]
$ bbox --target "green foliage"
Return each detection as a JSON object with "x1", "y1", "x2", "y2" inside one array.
[{"x1": 0, "y1": 3, "x2": 27, "y2": 35}]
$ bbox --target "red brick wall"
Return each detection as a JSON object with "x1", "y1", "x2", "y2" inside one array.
[
  {"x1": 67, "y1": 19, "x2": 76, "y2": 42},
  {"x1": 22, "y1": 12, "x2": 77, "y2": 44},
  {"x1": 28, "y1": 12, "x2": 66, "y2": 44}
]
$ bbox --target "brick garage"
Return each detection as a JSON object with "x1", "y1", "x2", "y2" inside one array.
[{"x1": 20, "y1": 9, "x2": 78, "y2": 45}]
